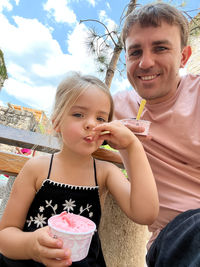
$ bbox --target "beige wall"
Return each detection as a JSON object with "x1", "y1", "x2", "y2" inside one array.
[{"x1": 187, "y1": 14, "x2": 200, "y2": 74}]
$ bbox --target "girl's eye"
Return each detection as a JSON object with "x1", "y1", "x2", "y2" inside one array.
[
  {"x1": 97, "y1": 117, "x2": 106, "y2": 122},
  {"x1": 73, "y1": 113, "x2": 83, "y2": 118}
]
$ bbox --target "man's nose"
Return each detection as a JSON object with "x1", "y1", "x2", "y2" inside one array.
[{"x1": 139, "y1": 51, "x2": 155, "y2": 70}]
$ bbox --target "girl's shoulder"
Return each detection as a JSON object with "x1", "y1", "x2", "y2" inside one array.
[
  {"x1": 21, "y1": 154, "x2": 51, "y2": 178},
  {"x1": 95, "y1": 158, "x2": 116, "y2": 169},
  {"x1": 24, "y1": 154, "x2": 51, "y2": 168},
  {"x1": 95, "y1": 159, "x2": 122, "y2": 180},
  {"x1": 18, "y1": 154, "x2": 52, "y2": 191}
]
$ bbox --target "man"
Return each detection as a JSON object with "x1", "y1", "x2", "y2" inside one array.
[{"x1": 113, "y1": 3, "x2": 200, "y2": 266}]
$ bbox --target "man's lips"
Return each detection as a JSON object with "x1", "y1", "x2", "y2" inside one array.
[{"x1": 138, "y1": 74, "x2": 160, "y2": 81}]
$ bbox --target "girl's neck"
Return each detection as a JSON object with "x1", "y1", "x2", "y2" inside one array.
[{"x1": 56, "y1": 148, "x2": 92, "y2": 166}]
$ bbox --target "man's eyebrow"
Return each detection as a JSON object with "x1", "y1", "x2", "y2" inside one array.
[
  {"x1": 152, "y1": 40, "x2": 171, "y2": 46},
  {"x1": 127, "y1": 40, "x2": 171, "y2": 51},
  {"x1": 127, "y1": 44, "x2": 141, "y2": 51}
]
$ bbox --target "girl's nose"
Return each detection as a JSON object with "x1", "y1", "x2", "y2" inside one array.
[{"x1": 84, "y1": 119, "x2": 96, "y2": 130}]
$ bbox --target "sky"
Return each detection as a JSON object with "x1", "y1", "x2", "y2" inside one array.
[{"x1": 0, "y1": 0, "x2": 199, "y2": 116}]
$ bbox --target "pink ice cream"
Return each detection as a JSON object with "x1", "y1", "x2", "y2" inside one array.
[
  {"x1": 48, "y1": 212, "x2": 96, "y2": 262},
  {"x1": 48, "y1": 211, "x2": 96, "y2": 234}
]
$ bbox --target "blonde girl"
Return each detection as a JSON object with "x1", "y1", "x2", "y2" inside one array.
[{"x1": 0, "y1": 72, "x2": 158, "y2": 267}]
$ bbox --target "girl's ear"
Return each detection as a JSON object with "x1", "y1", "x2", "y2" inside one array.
[
  {"x1": 52, "y1": 119, "x2": 60, "y2": 132},
  {"x1": 180, "y1": 45, "x2": 192, "y2": 68},
  {"x1": 55, "y1": 126, "x2": 60, "y2": 133}
]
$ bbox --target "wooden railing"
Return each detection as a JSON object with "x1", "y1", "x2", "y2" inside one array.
[
  {"x1": 0, "y1": 124, "x2": 148, "y2": 267},
  {"x1": 0, "y1": 124, "x2": 122, "y2": 176}
]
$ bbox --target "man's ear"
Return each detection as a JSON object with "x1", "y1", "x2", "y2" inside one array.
[{"x1": 180, "y1": 45, "x2": 192, "y2": 68}]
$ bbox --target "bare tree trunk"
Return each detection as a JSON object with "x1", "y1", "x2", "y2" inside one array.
[
  {"x1": 105, "y1": 0, "x2": 137, "y2": 89},
  {"x1": 105, "y1": 42, "x2": 122, "y2": 88}
]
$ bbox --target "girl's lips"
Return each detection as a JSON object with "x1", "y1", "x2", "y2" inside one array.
[{"x1": 84, "y1": 135, "x2": 95, "y2": 142}]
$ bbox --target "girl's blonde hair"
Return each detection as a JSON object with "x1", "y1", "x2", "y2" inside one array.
[{"x1": 51, "y1": 71, "x2": 114, "y2": 136}]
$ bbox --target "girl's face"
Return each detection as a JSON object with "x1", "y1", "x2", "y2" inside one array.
[{"x1": 57, "y1": 86, "x2": 111, "y2": 156}]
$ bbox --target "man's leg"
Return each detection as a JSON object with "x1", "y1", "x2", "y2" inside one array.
[{"x1": 146, "y1": 209, "x2": 200, "y2": 267}]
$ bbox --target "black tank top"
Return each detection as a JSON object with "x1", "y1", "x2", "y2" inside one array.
[{"x1": 0, "y1": 154, "x2": 106, "y2": 267}]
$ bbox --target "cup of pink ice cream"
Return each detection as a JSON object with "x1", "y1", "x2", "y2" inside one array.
[
  {"x1": 121, "y1": 118, "x2": 151, "y2": 136},
  {"x1": 48, "y1": 211, "x2": 96, "y2": 262}
]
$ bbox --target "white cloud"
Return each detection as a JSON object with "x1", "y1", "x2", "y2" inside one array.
[
  {"x1": 0, "y1": 0, "x2": 19, "y2": 12},
  {"x1": 99, "y1": 10, "x2": 117, "y2": 32},
  {"x1": 86, "y1": 0, "x2": 96, "y2": 7},
  {"x1": 7, "y1": 63, "x2": 32, "y2": 84},
  {"x1": 0, "y1": 15, "x2": 56, "y2": 54},
  {"x1": 32, "y1": 23, "x2": 98, "y2": 78},
  {"x1": 110, "y1": 76, "x2": 131, "y2": 95},
  {"x1": 0, "y1": 100, "x2": 6, "y2": 107},
  {"x1": 106, "y1": 2, "x2": 111, "y2": 10},
  {"x1": 0, "y1": 12, "x2": 98, "y2": 113},
  {"x1": 0, "y1": 0, "x2": 13, "y2": 12},
  {"x1": 43, "y1": 0, "x2": 77, "y2": 24},
  {"x1": 3, "y1": 78, "x2": 56, "y2": 113}
]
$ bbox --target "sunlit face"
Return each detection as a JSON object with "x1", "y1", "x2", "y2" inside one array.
[
  {"x1": 125, "y1": 21, "x2": 190, "y2": 104},
  {"x1": 58, "y1": 86, "x2": 111, "y2": 156}
]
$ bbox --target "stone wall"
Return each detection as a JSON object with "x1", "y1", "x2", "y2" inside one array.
[
  {"x1": 187, "y1": 14, "x2": 200, "y2": 74},
  {"x1": 0, "y1": 106, "x2": 39, "y2": 131},
  {"x1": 0, "y1": 105, "x2": 39, "y2": 152},
  {"x1": 187, "y1": 34, "x2": 200, "y2": 74}
]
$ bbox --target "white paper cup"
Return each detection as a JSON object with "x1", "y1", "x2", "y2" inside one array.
[
  {"x1": 121, "y1": 118, "x2": 151, "y2": 136},
  {"x1": 48, "y1": 214, "x2": 96, "y2": 262}
]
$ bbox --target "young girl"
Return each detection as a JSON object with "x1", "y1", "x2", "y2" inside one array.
[{"x1": 0, "y1": 72, "x2": 159, "y2": 267}]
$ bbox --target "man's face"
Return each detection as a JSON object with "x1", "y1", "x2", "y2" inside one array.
[{"x1": 125, "y1": 21, "x2": 190, "y2": 104}]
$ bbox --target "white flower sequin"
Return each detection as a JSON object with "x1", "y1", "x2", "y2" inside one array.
[
  {"x1": 34, "y1": 214, "x2": 47, "y2": 228},
  {"x1": 63, "y1": 199, "x2": 76, "y2": 212},
  {"x1": 39, "y1": 206, "x2": 44, "y2": 212}
]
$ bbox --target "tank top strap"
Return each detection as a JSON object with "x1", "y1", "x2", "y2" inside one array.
[
  {"x1": 47, "y1": 154, "x2": 54, "y2": 180},
  {"x1": 93, "y1": 158, "x2": 98, "y2": 186}
]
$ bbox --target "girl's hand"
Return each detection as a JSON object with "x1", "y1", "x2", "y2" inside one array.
[
  {"x1": 29, "y1": 227, "x2": 72, "y2": 267},
  {"x1": 94, "y1": 120, "x2": 139, "y2": 150}
]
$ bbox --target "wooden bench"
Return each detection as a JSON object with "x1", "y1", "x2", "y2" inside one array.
[{"x1": 0, "y1": 124, "x2": 149, "y2": 267}]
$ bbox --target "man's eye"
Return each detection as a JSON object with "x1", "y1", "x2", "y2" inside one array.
[
  {"x1": 129, "y1": 50, "x2": 142, "y2": 57},
  {"x1": 154, "y1": 46, "x2": 168, "y2": 52}
]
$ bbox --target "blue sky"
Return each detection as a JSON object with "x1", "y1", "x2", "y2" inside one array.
[{"x1": 0, "y1": 0, "x2": 199, "y2": 116}]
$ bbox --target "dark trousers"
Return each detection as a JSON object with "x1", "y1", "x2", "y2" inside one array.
[{"x1": 146, "y1": 209, "x2": 200, "y2": 267}]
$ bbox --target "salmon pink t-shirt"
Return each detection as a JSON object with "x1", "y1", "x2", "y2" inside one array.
[{"x1": 113, "y1": 74, "x2": 200, "y2": 249}]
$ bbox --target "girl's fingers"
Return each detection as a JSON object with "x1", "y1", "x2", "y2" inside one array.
[
  {"x1": 43, "y1": 256, "x2": 72, "y2": 267},
  {"x1": 94, "y1": 120, "x2": 122, "y2": 134},
  {"x1": 42, "y1": 247, "x2": 71, "y2": 261},
  {"x1": 38, "y1": 227, "x2": 63, "y2": 249}
]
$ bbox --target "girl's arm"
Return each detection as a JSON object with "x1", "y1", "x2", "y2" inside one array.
[
  {"x1": 0, "y1": 157, "x2": 71, "y2": 266},
  {"x1": 94, "y1": 121, "x2": 159, "y2": 225}
]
